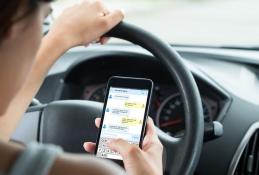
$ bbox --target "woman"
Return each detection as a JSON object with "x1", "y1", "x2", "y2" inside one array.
[{"x1": 0, "y1": 0, "x2": 163, "y2": 175}]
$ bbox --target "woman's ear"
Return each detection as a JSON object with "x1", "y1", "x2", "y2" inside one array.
[
  {"x1": 1, "y1": 24, "x2": 18, "y2": 43},
  {"x1": 1, "y1": 20, "x2": 28, "y2": 45},
  {"x1": 4, "y1": 22, "x2": 21, "y2": 41}
]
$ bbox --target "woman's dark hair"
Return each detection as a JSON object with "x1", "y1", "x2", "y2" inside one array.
[{"x1": 0, "y1": 0, "x2": 52, "y2": 41}]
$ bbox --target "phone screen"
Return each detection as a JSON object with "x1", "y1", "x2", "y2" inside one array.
[{"x1": 96, "y1": 86, "x2": 149, "y2": 160}]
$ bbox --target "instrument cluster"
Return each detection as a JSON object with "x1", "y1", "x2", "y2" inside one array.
[{"x1": 82, "y1": 83, "x2": 219, "y2": 137}]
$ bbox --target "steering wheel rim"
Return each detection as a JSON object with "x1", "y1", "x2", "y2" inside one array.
[
  {"x1": 37, "y1": 22, "x2": 204, "y2": 175},
  {"x1": 106, "y1": 22, "x2": 204, "y2": 174}
]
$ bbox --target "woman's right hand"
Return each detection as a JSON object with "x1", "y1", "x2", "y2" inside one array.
[
  {"x1": 83, "y1": 117, "x2": 163, "y2": 175},
  {"x1": 47, "y1": 0, "x2": 124, "y2": 51}
]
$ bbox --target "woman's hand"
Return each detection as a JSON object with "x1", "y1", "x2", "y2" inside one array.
[
  {"x1": 47, "y1": 0, "x2": 124, "y2": 51},
  {"x1": 83, "y1": 117, "x2": 163, "y2": 175}
]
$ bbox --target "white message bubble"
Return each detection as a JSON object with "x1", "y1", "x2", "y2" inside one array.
[
  {"x1": 111, "y1": 94, "x2": 129, "y2": 100},
  {"x1": 108, "y1": 125, "x2": 129, "y2": 133},
  {"x1": 111, "y1": 108, "x2": 129, "y2": 116}
]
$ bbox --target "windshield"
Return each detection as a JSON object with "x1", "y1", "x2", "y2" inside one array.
[{"x1": 52, "y1": 0, "x2": 259, "y2": 47}]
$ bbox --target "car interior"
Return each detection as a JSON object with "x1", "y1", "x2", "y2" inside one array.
[{"x1": 10, "y1": 0, "x2": 259, "y2": 175}]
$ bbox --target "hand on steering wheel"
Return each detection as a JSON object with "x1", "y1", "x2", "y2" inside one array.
[
  {"x1": 84, "y1": 117, "x2": 163, "y2": 175},
  {"x1": 47, "y1": 0, "x2": 124, "y2": 51}
]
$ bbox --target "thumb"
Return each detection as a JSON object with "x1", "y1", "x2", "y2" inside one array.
[
  {"x1": 108, "y1": 139, "x2": 141, "y2": 161},
  {"x1": 102, "y1": 9, "x2": 125, "y2": 30}
]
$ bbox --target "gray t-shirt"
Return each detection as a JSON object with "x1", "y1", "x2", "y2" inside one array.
[{"x1": 0, "y1": 143, "x2": 62, "y2": 175}]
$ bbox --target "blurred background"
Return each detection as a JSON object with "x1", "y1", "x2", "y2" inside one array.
[{"x1": 52, "y1": 0, "x2": 259, "y2": 47}]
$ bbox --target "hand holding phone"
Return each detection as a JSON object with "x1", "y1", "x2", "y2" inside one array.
[
  {"x1": 95, "y1": 76, "x2": 153, "y2": 163},
  {"x1": 84, "y1": 117, "x2": 164, "y2": 175},
  {"x1": 84, "y1": 76, "x2": 163, "y2": 175}
]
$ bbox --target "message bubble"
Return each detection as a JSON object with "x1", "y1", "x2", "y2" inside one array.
[
  {"x1": 112, "y1": 95, "x2": 129, "y2": 100},
  {"x1": 121, "y1": 117, "x2": 143, "y2": 126},
  {"x1": 108, "y1": 125, "x2": 129, "y2": 132},
  {"x1": 124, "y1": 102, "x2": 145, "y2": 109},
  {"x1": 111, "y1": 108, "x2": 129, "y2": 116}
]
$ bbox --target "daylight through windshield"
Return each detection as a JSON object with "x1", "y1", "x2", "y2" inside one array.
[{"x1": 52, "y1": 0, "x2": 259, "y2": 47}]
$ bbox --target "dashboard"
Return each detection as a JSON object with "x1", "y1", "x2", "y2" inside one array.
[{"x1": 55, "y1": 51, "x2": 230, "y2": 139}]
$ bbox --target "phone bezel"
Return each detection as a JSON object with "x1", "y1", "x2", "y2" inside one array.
[{"x1": 94, "y1": 76, "x2": 153, "y2": 165}]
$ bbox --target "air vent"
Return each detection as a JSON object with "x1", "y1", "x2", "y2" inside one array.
[{"x1": 234, "y1": 130, "x2": 259, "y2": 175}]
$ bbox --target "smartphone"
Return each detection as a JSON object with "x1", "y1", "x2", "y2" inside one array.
[{"x1": 95, "y1": 76, "x2": 153, "y2": 164}]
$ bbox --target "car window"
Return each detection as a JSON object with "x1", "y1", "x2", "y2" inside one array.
[{"x1": 52, "y1": 0, "x2": 259, "y2": 47}]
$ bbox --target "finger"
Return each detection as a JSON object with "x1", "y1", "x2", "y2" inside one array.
[
  {"x1": 95, "y1": 118, "x2": 101, "y2": 128},
  {"x1": 93, "y1": 37, "x2": 109, "y2": 44},
  {"x1": 142, "y1": 134, "x2": 152, "y2": 146},
  {"x1": 145, "y1": 117, "x2": 157, "y2": 136},
  {"x1": 100, "y1": 37, "x2": 110, "y2": 45},
  {"x1": 83, "y1": 142, "x2": 96, "y2": 153},
  {"x1": 89, "y1": 0, "x2": 109, "y2": 15},
  {"x1": 108, "y1": 139, "x2": 141, "y2": 159},
  {"x1": 102, "y1": 9, "x2": 125, "y2": 30},
  {"x1": 142, "y1": 118, "x2": 160, "y2": 149},
  {"x1": 91, "y1": 38, "x2": 101, "y2": 44}
]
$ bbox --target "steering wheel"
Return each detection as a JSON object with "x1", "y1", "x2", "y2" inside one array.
[{"x1": 33, "y1": 22, "x2": 204, "y2": 175}]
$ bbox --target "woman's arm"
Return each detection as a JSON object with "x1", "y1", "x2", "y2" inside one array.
[
  {"x1": 0, "y1": 0, "x2": 124, "y2": 140},
  {"x1": 0, "y1": 34, "x2": 69, "y2": 140},
  {"x1": 0, "y1": 140, "x2": 125, "y2": 175},
  {"x1": 49, "y1": 153, "x2": 125, "y2": 175}
]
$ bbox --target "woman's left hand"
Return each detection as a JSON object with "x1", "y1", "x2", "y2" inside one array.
[
  {"x1": 83, "y1": 117, "x2": 163, "y2": 175},
  {"x1": 47, "y1": 0, "x2": 124, "y2": 51}
]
